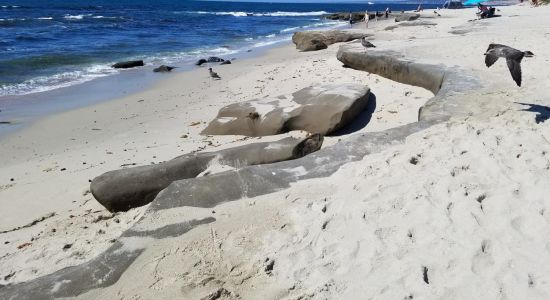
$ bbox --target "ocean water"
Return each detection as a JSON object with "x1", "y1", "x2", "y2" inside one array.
[{"x1": 0, "y1": 0, "x2": 433, "y2": 97}]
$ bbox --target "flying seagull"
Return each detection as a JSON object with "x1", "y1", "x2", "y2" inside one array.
[
  {"x1": 484, "y1": 43, "x2": 534, "y2": 87},
  {"x1": 361, "y1": 37, "x2": 376, "y2": 52},
  {"x1": 208, "y1": 68, "x2": 221, "y2": 80}
]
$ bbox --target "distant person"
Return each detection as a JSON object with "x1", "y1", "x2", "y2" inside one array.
[
  {"x1": 385, "y1": 8, "x2": 389, "y2": 18},
  {"x1": 364, "y1": 11, "x2": 369, "y2": 28},
  {"x1": 349, "y1": 11, "x2": 353, "y2": 27},
  {"x1": 477, "y1": 3, "x2": 489, "y2": 18},
  {"x1": 375, "y1": 11, "x2": 379, "y2": 21}
]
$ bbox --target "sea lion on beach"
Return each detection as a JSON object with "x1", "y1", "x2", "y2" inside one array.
[
  {"x1": 196, "y1": 58, "x2": 207, "y2": 66},
  {"x1": 209, "y1": 68, "x2": 221, "y2": 79},
  {"x1": 484, "y1": 43, "x2": 534, "y2": 86},
  {"x1": 153, "y1": 65, "x2": 176, "y2": 72},
  {"x1": 111, "y1": 60, "x2": 144, "y2": 69}
]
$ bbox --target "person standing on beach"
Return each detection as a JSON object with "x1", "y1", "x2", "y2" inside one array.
[
  {"x1": 349, "y1": 12, "x2": 353, "y2": 28},
  {"x1": 364, "y1": 11, "x2": 369, "y2": 29},
  {"x1": 385, "y1": 7, "x2": 389, "y2": 18}
]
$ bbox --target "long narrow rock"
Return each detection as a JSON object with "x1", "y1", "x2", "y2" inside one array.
[{"x1": 91, "y1": 134, "x2": 323, "y2": 212}]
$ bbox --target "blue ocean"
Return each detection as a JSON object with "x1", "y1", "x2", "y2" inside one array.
[{"x1": 0, "y1": 0, "x2": 432, "y2": 96}]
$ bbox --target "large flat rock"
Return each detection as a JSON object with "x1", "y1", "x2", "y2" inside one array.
[
  {"x1": 202, "y1": 84, "x2": 370, "y2": 136},
  {"x1": 394, "y1": 13, "x2": 420, "y2": 22},
  {"x1": 292, "y1": 30, "x2": 369, "y2": 51}
]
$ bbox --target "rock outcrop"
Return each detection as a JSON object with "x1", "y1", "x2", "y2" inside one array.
[
  {"x1": 111, "y1": 60, "x2": 144, "y2": 69},
  {"x1": 323, "y1": 12, "x2": 382, "y2": 21},
  {"x1": 292, "y1": 30, "x2": 369, "y2": 51},
  {"x1": 394, "y1": 13, "x2": 420, "y2": 22},
  {"x1": 202, "y1": 84, "x2": 370, "y2": 136},
  {"x1": 385, "y1": 20, "x2": 437, "y2": 31},
  {"x1": 91, "y1": 134, "x2": 323, "y2": 212}
]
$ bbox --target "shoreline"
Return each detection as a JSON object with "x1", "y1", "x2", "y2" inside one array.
[
  {"x1": 0, "y1": 19, "x2": 348, "y2": 138},
  {"x1": 0, "y1": 39, "x2": 294, "y2": 138},
  {"x1": 0, "y1": 14, "x2": 403, "y2": 227}
]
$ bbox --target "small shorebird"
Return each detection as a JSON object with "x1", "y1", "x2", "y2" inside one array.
[
  {"x1": 484, "y1": 43, "x2": 534, "y2": 87},
  {"x1": 208, "y1": 68, "x2": 221, "y2": 80},
  {"x1": 361, "y1": 37, "x2": 376, "y2": 52}
]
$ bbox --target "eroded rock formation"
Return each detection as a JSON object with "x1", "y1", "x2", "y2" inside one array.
[
  {"x1": 292, "y1": 30, "x2": 369, "y2": 51},
  {"x1": 91, "y1": 133, "x2": 323, "y2": 212},
  {"x1": 394, "y1": 13, "x2": 420, "y2": 22},
  {"x1": 202, "y1": 84, "x2": 370, "y2": 136}
]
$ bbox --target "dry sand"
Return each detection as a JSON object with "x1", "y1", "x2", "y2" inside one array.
[{"x1": 2, "y1": 4, "x2": 550, "y2": 299}]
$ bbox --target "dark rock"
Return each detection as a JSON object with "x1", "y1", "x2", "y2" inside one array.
[
  {"x1": 220, "y1": 60, "x2": 231, "y2": 65},
  {"x1": 111, "y1": 60, "x2": 144, "y2": 69},
  {"x1": 196, "y1": 59, "x2": 208, "y2": 66},
  {"x1": 202, "y1": 83, "x2": 370, "y2": 136},
  {"x1": 153, "y1": 65, "x2": 176, "y2": 72},
  {"x1": 207, "y1": 57, "x2": 225, "y2": 63}
]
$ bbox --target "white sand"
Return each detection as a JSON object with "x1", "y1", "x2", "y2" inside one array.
[{"x1": 2, "y1": 4, "x2": 550, "y2": 299}]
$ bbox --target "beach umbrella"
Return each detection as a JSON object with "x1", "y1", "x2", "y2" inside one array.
[{"x1": 463, "y1": 0, "x2": 486, "y2": 5}]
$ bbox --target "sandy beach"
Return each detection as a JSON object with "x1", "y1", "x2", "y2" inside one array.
[{"x1": 1, "y1": 4, "x2": 550, "y2": 299}]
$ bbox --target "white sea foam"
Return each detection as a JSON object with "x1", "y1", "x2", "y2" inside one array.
[
  {"x1": 182, "y1": 11, "x2": 328, "y2": 17},
  {"x1": 255, "y1": 11, "x2": 328, "y2": 17},
  {"x1": 64, "y1": 14, "x2": 91, "y2": 20},
  {"x1": 279, "y1": 21, "x2": 342, "y2": 34},
  {"x1": 37, "y1": 17, "x2": 53, "y2": 20},
  {"x1": 280, "y1": 26, "x2": 300, "y2": 33},
  {"x1": 0, "y1": 64, "x2": 117, "y2": 96}
]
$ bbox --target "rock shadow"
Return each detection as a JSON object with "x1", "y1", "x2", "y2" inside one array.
[
  {"x1": 516, "y1": 102, "x2": 550, "y2": 124},
  {"x1": 331, "y1": 93, "x2": 377, "y2": 136}
]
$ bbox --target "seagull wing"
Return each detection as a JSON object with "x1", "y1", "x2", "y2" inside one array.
[
  {"x1": 486, "y1": 43, "x2": 506, "y2": 51},
  {"x1": 485, "y1": 54, "x2": 499, "y2": 68},
  {"x1": 506, "y1": 58, "x2": 522, "y2": 87}
]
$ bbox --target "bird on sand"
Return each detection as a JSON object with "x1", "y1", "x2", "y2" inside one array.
[
  {"x1": 361, "y1": 37, "x2": 376, "y2": 52},
  {"x1": 208, "y1": 68, "x2": 221, "y2": 79},
  {"x1": 484, "y1": 43, "x2": 534, "y2": 87}
]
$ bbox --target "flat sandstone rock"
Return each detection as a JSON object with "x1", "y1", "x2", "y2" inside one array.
[
  {"x1": 292, "y1": 30, "x2": 368, "y2": 51},
  {"x1": 394, "y1": 13, "x2": 420, "y2": 22},
  {"x1": 202, "y1": 83, "x2": 371, "y2": 136}
]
